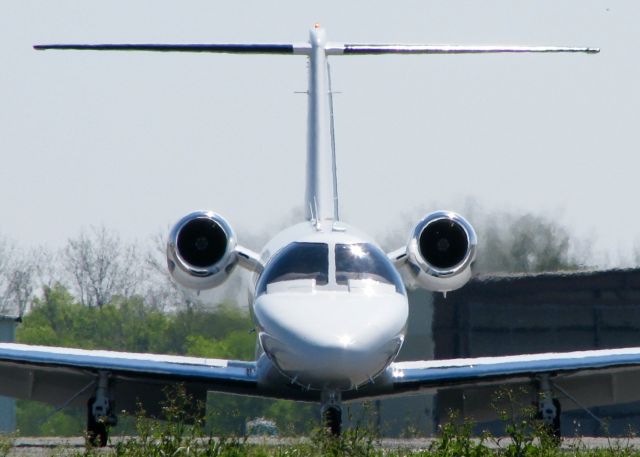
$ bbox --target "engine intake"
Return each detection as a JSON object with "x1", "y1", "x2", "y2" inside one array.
[
  {"x1": 406, "y1": 211, "x2": 477, "y2": 292},
  {"x1": 167, "y1": 211, "x2": 238, "y2": 291}
]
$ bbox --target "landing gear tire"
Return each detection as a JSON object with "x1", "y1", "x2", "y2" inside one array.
[
  {"x1": 86, "y1": 397, "x2": 108, "y2": 447},
  {"x1": 546, "y1": 398, "x2": 562, "y2": 441},
  {"x1": 323, "y1": 406, "x2": 342, "y2": 436},
  {"x1": 537, "y1": 396, "x2": 561, "y2": 442},
  {"x1": 537, "y1": 375, "x2": 561, "y2": 442}
]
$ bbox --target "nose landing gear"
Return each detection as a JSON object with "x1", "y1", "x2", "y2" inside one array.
[{"x1": 321, "y1": 390, "x2": 342, "y2": 436}]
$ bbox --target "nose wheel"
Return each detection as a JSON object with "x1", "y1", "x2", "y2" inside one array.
[
  {"x1": 323, "y1": 405, "x2": 342, "y2": 436},
  {"x1": 321, "y1": 390, "x2": 342, "y2": 436}
]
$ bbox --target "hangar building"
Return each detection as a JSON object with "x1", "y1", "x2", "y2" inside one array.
[
  {"x1": 379, "y1": 268, "x2": 640, "y2": 436},
  {"x1": 0, "y1": 315, "x2": 19, "y2": 433}
]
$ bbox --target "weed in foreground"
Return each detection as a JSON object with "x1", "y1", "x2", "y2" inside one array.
[
  {"x1": 309, "y1": 425, "x2": 381, "y2": 457},
  {"x1": 107, "y1": 386, "x2": 246, "y2": 456},
  {"x1": 487, "y1": 387, "x2": 563, "y2": 457},
  {"x1": 428, "y1": 411, "x2": 491, "y2": 457},
  {"x1": 51, "y1": 385, "x2": 640, "y2": 456},
  {"x1": 0, "y1": 434, "x2": 12, "y2": 457}
]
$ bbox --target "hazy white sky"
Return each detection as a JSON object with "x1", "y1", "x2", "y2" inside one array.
[{"x1": 1, "y1": 1, "x2": 637, "y2": 265}]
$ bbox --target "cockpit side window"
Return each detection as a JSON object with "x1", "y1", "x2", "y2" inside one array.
[
  {"x1": 335, "y1": 243, "x2": 405, "y2": 294},
  {"x1": 256, "y1": 242, "x2": 329, "y2": 295}
]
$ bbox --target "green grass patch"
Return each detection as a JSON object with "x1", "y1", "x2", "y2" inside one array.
[{"x1": 55, "y1": 387, "x2": 640, "y2": 456}]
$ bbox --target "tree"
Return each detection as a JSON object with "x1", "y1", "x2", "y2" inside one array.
[
  {"x1": 0, "y1": 237, "x2": 36, "y2": 316},
  {"x1": 475, "y1": 212, "x2": 580, "y2": 274},
  {"x1": 143, "y1": 231, "x2": 200, "y2": 312},
  {"x1": 15, "y1": 289, "x2": 281, "y2": 436},
  {"x1": 62, "y1": 226, "x2": 144, "y2": 307},
  {"x1": 145, "y1": 230, "x2": 251, "y2": 311},
  {"x1": 380, "y1": 204, "x2": 585, "y2": 275}
]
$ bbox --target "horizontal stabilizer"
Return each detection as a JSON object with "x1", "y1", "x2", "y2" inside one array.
[
  {"x1": 34, "y1": 43, "x2": 599, "y2": 56},
  {"x1": 337, "y1": 44, "x2": 599, "y2": 55},
  {"x1": 34, "y1": 43, "x2": 297, "y2": 54}
]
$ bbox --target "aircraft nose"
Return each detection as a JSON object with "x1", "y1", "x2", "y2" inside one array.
[{"x1": 254, "y1": 290, "x2": 408, "y2": 390}]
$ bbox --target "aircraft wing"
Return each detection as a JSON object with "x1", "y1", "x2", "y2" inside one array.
[
  {"x1": 389, "y1": 347, "x2": 640, "y2": 393},
  {"x1": 0, "y1": 343, "x2": 258, "y2": 417}
]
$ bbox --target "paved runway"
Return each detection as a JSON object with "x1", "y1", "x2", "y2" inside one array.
[{"x1": 6, "y1": 436, "x2": 640, "y2": 455}]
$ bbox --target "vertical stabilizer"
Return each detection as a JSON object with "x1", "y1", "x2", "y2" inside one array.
[
  {"x1": 35, "y1": 30, "x2": 598, "y2": 229},
  {"x1": 305, "y1": 27, "x2": 339, "y2": 224}
]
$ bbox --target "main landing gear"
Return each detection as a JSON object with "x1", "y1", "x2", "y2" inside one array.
[
  {"x1": 87, "y1": 371, "x2": 117, "y2": 447},
  {"x1": 321, "y1": 390, "x2": 342, "y2": 436},
  {"x1": 537, "y1": 375, "x2": 561, "y2": 440}
]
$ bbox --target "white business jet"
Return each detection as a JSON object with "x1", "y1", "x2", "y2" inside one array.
[{"x1": 1, "y1": 26, "x2": 632, "y2": 445}]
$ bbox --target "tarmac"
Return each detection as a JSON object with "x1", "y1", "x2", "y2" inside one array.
[{"x1": 6, "y1": 436, "x2": 640, "y2": 455}]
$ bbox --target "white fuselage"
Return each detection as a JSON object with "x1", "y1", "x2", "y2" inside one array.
[
  {"x1": 251, "y1": 221, "x2": 408, "y2": 391},
  {"x1": 247, "y1": 29, "x2": 409, "y2": 393}
]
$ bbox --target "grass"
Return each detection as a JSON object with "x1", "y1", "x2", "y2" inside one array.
[
  {"x1": 8, "y1": 387, "x2": 640, "y2": 456},
  {"x1": 8, "y1": 424, "x2": 640, "y2": 456},
  {"x1": 0, "y1": 434, "x2": 11, "y2": 457}
]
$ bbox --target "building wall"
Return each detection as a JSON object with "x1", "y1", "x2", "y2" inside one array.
[
  {"x1": 432, "y1": 268, "x2": 640, "y2": 436},
  {"x1": 0, "y1": 318, "x2": 17, "y2": 433}
]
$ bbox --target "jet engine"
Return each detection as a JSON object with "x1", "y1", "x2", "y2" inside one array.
[
  {"x1": 167, "y1": 211, "x2": 238, "y2": 291},
  {"x1": 405, "y1": 211, "x2": 477, "y2": 292}
]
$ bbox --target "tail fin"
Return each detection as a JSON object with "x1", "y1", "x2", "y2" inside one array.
[{"x1": 35, "y1": 29, "x2": 598, "y2": 227}]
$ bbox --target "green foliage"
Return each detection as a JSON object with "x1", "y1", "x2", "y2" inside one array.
[
  {"x1": 263, "y1": 400, "x2": 317, "y2": 435},
  {"x1": 18, "y1": 285, "x2": 159, "y2": 350},
  {"x1": 16, "y1": 401, "x2": 84, "y2": 436},
  {"x1": 17, "y1": 285, "x2": 252, "y2": 356},
  {"x1": 429, "y1": 414, "x2": 490, "y2": 457},
  {"x1": 0, "y1": 433, "x2": 12, "y2": 457},
  {"x1": 186, "y1": 331, "x2": 255, "y2": 360},
  {"x1": 14, "y1": 285, "x2": 316, "y2": 437},
  {"x1": 488, "y1": 387, "x2": 563, "y2": 457},
  {"x1": 477, "y1": 212, "x2": 580, "y2": 274},
  {"x1": 12, "y1": 396, "x2": 640, "y2": 456},
  {"x1": 102, "y1": 387, "x2": 382, "y2": 457},
  {"x1": 112, "y1": 386, "x2": 249, "y2": 457},
  {"x1": 310, "y1": 426, "x2": 381, "y2": 457},
  {"x1": 87, "y1": 396, "x2": 640, "y2": 457},
  {"x1": 204, "y1": 395, "x2": 316, "y2": 437},
  {"x1": 164, "y1": 304, "x2": 254, "y2": 356}
]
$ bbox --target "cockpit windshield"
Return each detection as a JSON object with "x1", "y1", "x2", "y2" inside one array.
[
  {"x1": 256, "y1": 241, "x2": 405, "y2": 295},
  {"x1": 256, "y1": 242, "x2": 329, "y2": 295},
  {"x1": 335, "y1": 243, "x2": 405, "y2": 294}
]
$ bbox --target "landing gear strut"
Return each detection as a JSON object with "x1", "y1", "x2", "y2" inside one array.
[
  {"x1": 87, "y1": 371, "x2": 117, "y2": 447},
  {"x1": 321, "y1": 390, "x2": 342, "y2": 436},
  {"x1": 537, "y1": 375, "x2": 561, "y2": 440}
]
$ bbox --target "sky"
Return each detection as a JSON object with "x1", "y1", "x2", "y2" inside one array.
[{"x1": 1, "y1": 1, "x2": 638, "y2": 266}]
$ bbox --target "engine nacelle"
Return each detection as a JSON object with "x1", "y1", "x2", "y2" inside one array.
[
  {"x1": 167, "y1": 211, "x2": 238, "y2": 291},
  {"x1": 406, "y1": 211, "x2": 477, "y2": 292}
]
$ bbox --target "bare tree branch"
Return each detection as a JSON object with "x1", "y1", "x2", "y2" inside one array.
[
  {"x1": 62, "y1": 226, "x2": 144, "y2": 307},
  {"x1": 0, "y1": 237, "x2": 36, "y2": 316}
]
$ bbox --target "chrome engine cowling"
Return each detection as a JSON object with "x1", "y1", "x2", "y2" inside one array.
[
  {"x1": 406, "y1": 211, "x2": 477, "y2": 292},
  {"x1": 167, "y1": 211, "x2": 238, "y2": 290}
]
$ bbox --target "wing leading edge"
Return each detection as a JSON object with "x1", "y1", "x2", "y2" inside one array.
[
  {"x1": 6, "y1": 343, "x2": 640, "y2": 404},
  {"x1": 0, "y1": 343, "x2": 258, "y2": 417},
  {"x1": 0, "y1": 343, "x2": 256, "y2": 383},
  {"x1": 390, "y1": 347, "x2": 640, "y2": 393}
]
